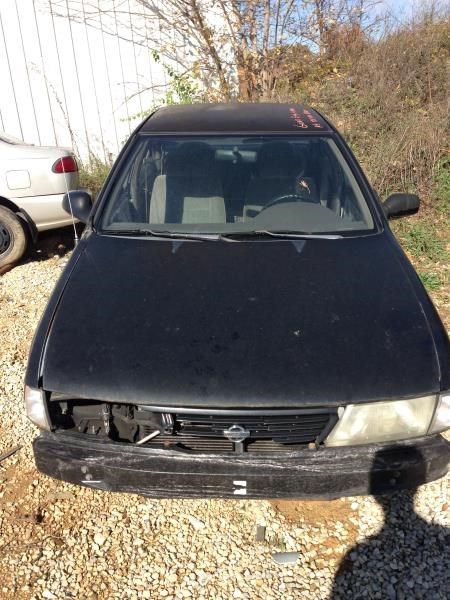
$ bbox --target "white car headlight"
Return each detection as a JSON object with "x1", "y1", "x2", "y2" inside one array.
[
  {"x1": 24, "y1": 385, "x2": 51, "y2": 430},
  {"x1": 325, "y1": 395, "x2": 437, "y2": 447},
  {"x1": 429, "y1": 393, "x2": 450, "y2": 434}
]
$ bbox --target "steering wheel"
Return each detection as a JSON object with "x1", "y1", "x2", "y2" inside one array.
[{"x1": 259, "y1": 193, "x2": 305, "y2": 212}]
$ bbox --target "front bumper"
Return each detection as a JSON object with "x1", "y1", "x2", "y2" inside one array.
[{"x1": 33, "y1": 432, "x2": 449, "y2": 499}]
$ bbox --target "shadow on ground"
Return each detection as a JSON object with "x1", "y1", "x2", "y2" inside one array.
[
  {"x1": 27, "y1": 224, "x2": 85, "y2": 263},
  {"x1": 330, "y1": 448, "x2": 449, "y2": 600}
]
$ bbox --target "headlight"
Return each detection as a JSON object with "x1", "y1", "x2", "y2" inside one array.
[
  {"x1": 429, "y1": 393, "x2": 450, "y2": 434},
  {"x1": 325, "y1": 395, "x2": 437, "y2": 447},
  {"x1": 24, "y1": 386, "x2": 51, "y2": 430}
]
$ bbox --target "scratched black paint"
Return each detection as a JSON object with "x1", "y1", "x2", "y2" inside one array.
[
  {"x1": 34, "y1": 432, "x2": 450, "y2": 499},
  {"x1": 37, "y1": 233, "x2": 446, "y2": 407}
]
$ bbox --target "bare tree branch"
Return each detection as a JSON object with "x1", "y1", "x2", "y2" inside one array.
[{"x1": 48, "y1": 0, "x2": 383, "y2": 101}]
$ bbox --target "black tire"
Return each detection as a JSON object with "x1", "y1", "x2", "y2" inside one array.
[{"x1": 0, "y1": 206, "x2": 27, "y2": 270}]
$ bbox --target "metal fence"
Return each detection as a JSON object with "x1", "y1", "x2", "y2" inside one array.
[{"x1": 0, "y1": 0, "x2": 168, "y2": 162}]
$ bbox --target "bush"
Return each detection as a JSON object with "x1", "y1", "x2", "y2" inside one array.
[
  {"x1": 79, "y1": 157, "x2": 112, "y2": 200},
  {"x1": 276, "y1": 15, "x2": 450, "y2": 208},
  {"x1": 419, "y1": 271, "x2": 443, "y2": 292},
  {"x1": 403, "y1": 223, "x2": 447, "y2": 262},
  {"x1": 433, "y1": 157, "x2": 450, "y2": 215}
]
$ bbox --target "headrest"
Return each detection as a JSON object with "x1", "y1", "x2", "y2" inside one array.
[
  {"x1": 166, "y1": 142, "x2": 215, "y2": 177},
  {"x1": 257, "y1": 141, "x2": 298, "y2": 178}
]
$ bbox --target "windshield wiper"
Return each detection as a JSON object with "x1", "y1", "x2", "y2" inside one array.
[
  {"x1": 101, "y1": 229, "x2": 343, "y2": 241},
  {"x1": 220, "y1": 230, "x2": 343, "y2": 240},
  {"x1": 102, "y1": 229, "x2": 221, "y2": 241}
]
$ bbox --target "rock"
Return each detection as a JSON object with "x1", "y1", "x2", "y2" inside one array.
[
  {"x1": 94, "y1": 533, "x2": 106, "y2": 546},
  {"x1": 187, "y1": 516, "x2": 206, "y2": 530},
  {"x1": 386, "y1": 583, "x2": 396, "y2": 599}
]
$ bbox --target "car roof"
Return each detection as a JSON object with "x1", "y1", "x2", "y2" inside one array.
[{"x1": 140, "y1": 103, "x2": 333, "y2": 135}]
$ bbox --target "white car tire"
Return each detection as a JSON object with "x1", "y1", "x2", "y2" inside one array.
[{"x1": 0, "y1": 206, "x2": 27, "y2": 271}]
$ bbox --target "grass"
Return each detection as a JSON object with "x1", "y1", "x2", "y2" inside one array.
[
  {"x1": 419, "y1": 272, "x2": 443, "y2": 292},
  {"x1": 402, "y1": 222, "x2": 447, "y2": 262},
  {"x1": 434, "y1": 158, "x2": 450, "y2": 217}
]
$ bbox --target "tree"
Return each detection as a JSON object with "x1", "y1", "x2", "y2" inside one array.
[{"x1": 50, "y1": 0, "x2": 381, "y2": 101}]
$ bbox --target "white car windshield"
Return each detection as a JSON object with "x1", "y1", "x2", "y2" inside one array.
[{"x1": 100, "y1": 135, "x2": 374, "y2": 236}]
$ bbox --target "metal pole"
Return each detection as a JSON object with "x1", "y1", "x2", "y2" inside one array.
[
  {"x1": 32, "y1": 0, "x2": 58, "y2": 145},
  {"x1": 0, "y1": 7, "x2": 24, "y2": 139}
]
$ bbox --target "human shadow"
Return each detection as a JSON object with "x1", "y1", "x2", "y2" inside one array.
[{"x1": 331, "y1": 447, "x2": 449, "y2": 600}]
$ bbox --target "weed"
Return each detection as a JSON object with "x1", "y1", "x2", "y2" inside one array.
[
  {"x1": 403, "y1": 223, "x2": 447, "y2": 262},
  {"x1": 270, "y1": 535, "x2": 287, "y2": 552},
  {"x1": 79, "y1": 157, "x2": 112, "y2": 200},
  {"x1": 433, "y1": 158, "x2": 450, "y2": 216},
  {"x1": 419, "y1": 272, "x2": 442, "y2": 291}
]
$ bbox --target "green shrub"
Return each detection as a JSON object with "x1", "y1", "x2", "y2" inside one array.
[
  {"x1": 419, "y1": 271, "x2": 442, "y2": 291},
  {"x1": 433, "y1": 158, "x2": 450, "y2": 216},
  {"x1": 79, "y1": 158, "x2": 112, "y2": 200},
  {"x1": 403, "y1": 223, "x2": 447, "y2": 262}
]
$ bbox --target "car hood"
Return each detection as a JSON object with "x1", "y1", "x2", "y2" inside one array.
[{"x1": 42, "y1": 233, "x2": 440, "y2": 408}]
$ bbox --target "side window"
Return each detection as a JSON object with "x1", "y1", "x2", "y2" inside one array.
[
  {"x1": 318, "y1": 146, "x2": 343, "y2": 211},
  {"x1": 130, "y1": 148, "x2": 159, "y2": 221},
  {"x1": 102, "y1": 142, "x2": 146, "y2": 226},
  {"x1": 103, "y1": 141, "x2": 164, "y2": 226},
  {"x1": 321, "y1": 141, "x2": 372, "y2": 225}
]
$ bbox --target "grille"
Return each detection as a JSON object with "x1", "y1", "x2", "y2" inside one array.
[
  {"x1": 140, "y1": 409, "x2": 337, "y2": 454},
  {"x1": 175, "y1": 412, "x2": 333, "y2": 443}
]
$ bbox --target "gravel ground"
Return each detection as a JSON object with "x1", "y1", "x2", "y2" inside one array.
[{"x1": 0, "y1": 234, "x2": 448, "y2": 600}]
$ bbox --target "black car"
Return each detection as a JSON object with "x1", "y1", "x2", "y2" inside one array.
[{"x1": 25, "y1": 104, "x2": 449, "y2": 498}]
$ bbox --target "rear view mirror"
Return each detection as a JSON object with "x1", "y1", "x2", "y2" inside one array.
[
  {"x1": 62, "y1": 190, "x2": 93, "y2": 224},
  {"x1": 383, "y1": 193, "x2": 420, "y2": 219}
]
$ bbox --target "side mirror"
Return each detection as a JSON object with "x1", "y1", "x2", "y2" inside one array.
[
  {"x1": 383, "y1": 193, "x2": 420, "y2": 219},
  {"x1": 62, "y1": 190, "x2": 93, "y2": 223}
]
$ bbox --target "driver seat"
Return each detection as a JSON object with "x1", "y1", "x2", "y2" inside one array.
[{"x1": 243, "y1": 142, "x2": 297, "y2": 219}]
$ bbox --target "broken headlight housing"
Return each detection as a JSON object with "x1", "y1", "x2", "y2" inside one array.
[
  {"x1": 429, "y1": 393, "x2": 450, "y2": 435},
  {"x1": 325, "y1": 393, "x2": 449, "y2": 447},
  {"x1": 24, "y1": 386, "x2": 51, "y2": 431}
]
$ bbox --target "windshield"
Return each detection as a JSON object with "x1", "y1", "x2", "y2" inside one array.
[{"x1": 100, "y1": 135, "x2": 374, "y2": 235}]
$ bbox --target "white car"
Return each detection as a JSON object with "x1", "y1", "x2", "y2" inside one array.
[{"x1": 0, "y1": 133, "x2": 79, "y2": 269}]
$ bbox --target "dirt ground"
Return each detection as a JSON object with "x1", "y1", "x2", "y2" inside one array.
[{"x1": 0, "y1": 228, "x2": 448, "y2": 599}]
